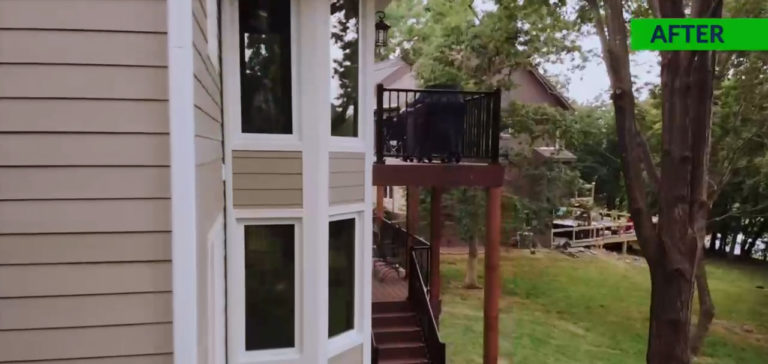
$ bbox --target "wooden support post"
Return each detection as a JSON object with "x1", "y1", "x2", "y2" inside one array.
[
  {"x1": 376, "y1": 186, "x2": 385, "y2": 222},
  {"x1": 622, "y1": 241, "x2": 628, "y2": 255},
  {"x1": 406, "y1": 186, "x2": 420, "y2": 277},
  {"x1": 484, "y1": 187, "x2": 502, "y2": 364},
  {"x1": 430, "y1": 187, "x2": 443, "y2": 319}
]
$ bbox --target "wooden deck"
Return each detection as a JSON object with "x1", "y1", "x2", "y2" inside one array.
[
  {"x1": 372, "y1": 260, "x2": 408, "y2": 302},
  {"x1": 373, "y1": 159, "x2": 504, "y2": 187}
]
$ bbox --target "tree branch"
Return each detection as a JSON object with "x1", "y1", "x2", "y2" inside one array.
[
  {"x1": 636, "y1": 131, "x2": 660, "y2": 191},
  {"x1": 586, "y1": 0, "x2": 615, "y2": 85}
]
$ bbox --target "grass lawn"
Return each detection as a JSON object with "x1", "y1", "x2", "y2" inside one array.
[{"x1": 439, "y1": 249, "x2": 768, "y2": 364}]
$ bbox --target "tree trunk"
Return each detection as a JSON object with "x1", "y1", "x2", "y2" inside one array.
[
  {"x1": 742, "y1": 239, "x2": 755, "y2": 260},
  {"x1": 727, "y1": 235, "x2": 737, "y2": 259},
  {"x1": 464, "y1": 236, "x2": 481, "y2": 289},
  {"x1": 689, "y1": 256, "x2": 715, "y2": 357},
  {"x1": 586, "y1": 0, "x2": 721, "y2": 362},
  {"x1": 647, "y1": 266, "x2": 696, "y2": 364}
]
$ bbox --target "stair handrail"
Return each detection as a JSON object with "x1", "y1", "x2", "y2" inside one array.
[{"x1": 408, "y1": 249, "x2": 446, "y2": 364}]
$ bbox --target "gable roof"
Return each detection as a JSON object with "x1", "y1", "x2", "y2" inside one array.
[
  {"x1": 373, "y1": 58, "x2": 572, "y2": 111},
  {"x1": 373, "y1": 58, "x2": 414, "y2": 87},
  {"x1": 526, "y1": 67, "x2": 573, "y2": 111}
]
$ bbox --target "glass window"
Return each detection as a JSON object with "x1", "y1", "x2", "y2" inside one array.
[
  {"x1": 330, "y1": 0, "x2": 359, "y2": 137},
  {"x1": 244, "y1": 224, "x2": 295, "y2": 350},
  {"x1": 240, "y1": 0, "x2": 292, "y2": 134},
  {"x1": 328, "y1": 218, "x2": 356, "y2": 337}
]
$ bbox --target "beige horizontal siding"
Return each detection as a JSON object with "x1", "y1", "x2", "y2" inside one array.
[
  {"x1": 0, "y1": 167, "x2": 169, "y2": 200},
  {"x1": 233, "y1": 157, "x2": 303, "y2": 174},
  {"x1": 0, "y1": 65, "x2": 167, "y2": 100},
  {"x1": 330, "y1": 157, "x2": 366, "y2": 173},
  {"x1": 0, "y1": 262, "x2": 171, "y2": 298},
  {"x1": 192, "y1": 3, "x2": 223, "y2": 363},
  {"x1": 0, "y1": 134, "x2": 169, "y2": 166},
  {"x1": 4, "y1": 354, "x2": 174, "y2": 364},
  {"x1": 0, "y1": 232, "x2": 170, "y2": 265},
  {"x1": 330, "y1": 172, "x2": 365, "y2": 187},
  {"x1": 0, "y1": 293, "x2": 171, "y2": 330},
  {"x1": 0, "y1": 323, "x2": 172, "y2": 362},
  {"x1": 196, "y1": 107, "x2": 222, "y2": 140},
  {"x1": 194, "y1": 54, "x2": 221, "y2": 102},
  {"x1": 0, "y1": 99, "x2": 168, "y2": 133},
  {"x1": 233, "y1": 174, "x2": 303, "y2": 189},
  {"x1": 330, "y1": 186, "x2": 366, "y2": 205},
  {"x1": 232, "y1": 151, "x2": 303, "y2": 208},
  {"x1": 0, "y1": 199, "x2": 170, "y2": 234},
  {"x1": 0, "y1": 0, "x2": 166, "y2": 32},
  {"x1": 196, "y1": 137, "x2": 222, "y2": 165},
  {"x1": 0, "y1": 0, "x2": 172, "y2": 362},
  {"x1": 233, "y1": 190, "x2": 303, "y2": 207},
  {"x1": 233, "y1": 151, "x2": 302, "y2": 158},
  {"x1": 0, "y1": 30, "x2": 167, "y2": 66},
  {"x1": 329, "y1": 152, "x2": 365, "y2": 205},
  {"x1": 194, "y1": 77, "x2": 221, "y2": 119}
]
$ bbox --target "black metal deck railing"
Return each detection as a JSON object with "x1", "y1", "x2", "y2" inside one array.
[{"x1": 375, "y1": 84, "x2": 501, "y2": 165}]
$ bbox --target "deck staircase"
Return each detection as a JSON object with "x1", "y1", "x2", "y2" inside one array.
[
  {"x1": 372, "y1": 218, "x2": 445, "y2": 363},
  {"x1": 373, "y1": 301, "x2": 429, "y2": 363}
]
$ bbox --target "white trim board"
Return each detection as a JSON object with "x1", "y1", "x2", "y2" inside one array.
[{"x1": 168, "y1": 0, "x2": 198, "y2": 363}]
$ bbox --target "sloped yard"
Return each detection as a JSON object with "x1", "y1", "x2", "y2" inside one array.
[{"x1": 439, "y1": 250, "x2": 768, "y2": 363}]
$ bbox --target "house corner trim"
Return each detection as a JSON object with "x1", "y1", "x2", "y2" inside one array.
[{"x1": 168, "y1": 0, "x2": 199, "y2": 363}]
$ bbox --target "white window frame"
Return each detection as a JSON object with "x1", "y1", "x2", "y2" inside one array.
[
  {"x1": 227, "y1": 218, "x2": 303, "y2": 364},
  {"x1": 206, "y1": 0, "x2": 220, "y2": 71},
  {"x1": 327, "y1": 209, "x2": 364, "y2": 357},
  {"x1": 222, "y1": 0, "x2": 302, "y2": 151},
  {"x1": 328, "y1": 0, "x2": 366, "y2": 152}
]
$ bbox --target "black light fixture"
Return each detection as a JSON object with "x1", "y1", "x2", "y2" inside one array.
[{"x1": 375, "y1": 11, "x2": 390, "y2": 48}]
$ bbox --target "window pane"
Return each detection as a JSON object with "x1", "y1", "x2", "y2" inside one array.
[
  {"x1": 330, "y1": 0, "x2": 359, "y2": 137},
  {"x1": 329, "y1": 218, "x2": 356, "y2": 337},
  {"x1": 240, "y1": 0, "x2": 292, "y2": 134},
  {"x1": 244, "y1": 224, "x2": 295, "y2": 350}
]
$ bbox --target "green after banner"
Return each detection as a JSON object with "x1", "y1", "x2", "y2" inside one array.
[{"x1": 630, "y1": 18, "x2": 768, "y2": 51}]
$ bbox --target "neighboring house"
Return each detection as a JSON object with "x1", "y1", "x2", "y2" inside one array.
[{"x1": 0, "y1": 0, "x2": 392, "y2": 363}]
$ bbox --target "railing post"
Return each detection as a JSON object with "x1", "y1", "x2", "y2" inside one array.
[
  {"x1": 490, "y1": 88, "x2": 501, "y2": 164},
  {"x1": 430, "y1": 187, "x2": 443, "y2": 320},
  {"x1": 376, "y1": 83, "x2": 385, "y2": 164}
]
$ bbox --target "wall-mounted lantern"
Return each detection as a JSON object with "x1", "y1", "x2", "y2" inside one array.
[{"x1": 375, "y1": 11, "x2": 390, "y2": 48}]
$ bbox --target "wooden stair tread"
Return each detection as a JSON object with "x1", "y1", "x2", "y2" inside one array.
[
  {"x1": 374, "y1": 325, "x2": 421, "y2": 333},
  {"x1": 373, "y1": 311, "x2": 417, "y2": 318},
  {"x1": 378, "y1": 342, "x2": 426, "y2": 349}
]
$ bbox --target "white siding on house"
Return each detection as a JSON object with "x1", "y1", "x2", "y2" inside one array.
[{"x1": 0, "y1": 0, "x2": 172, "y2": 362}]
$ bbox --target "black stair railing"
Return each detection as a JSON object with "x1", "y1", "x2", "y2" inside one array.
[
  {"x1": 375, "y1": 84, "x2": 501, "y2": 165},
  {"x1": 373, "y1": 217, "x2": 410, "y2": 275},
  {"x1": 409, "y1": 249, "x2": 446, "y2": 364}
]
